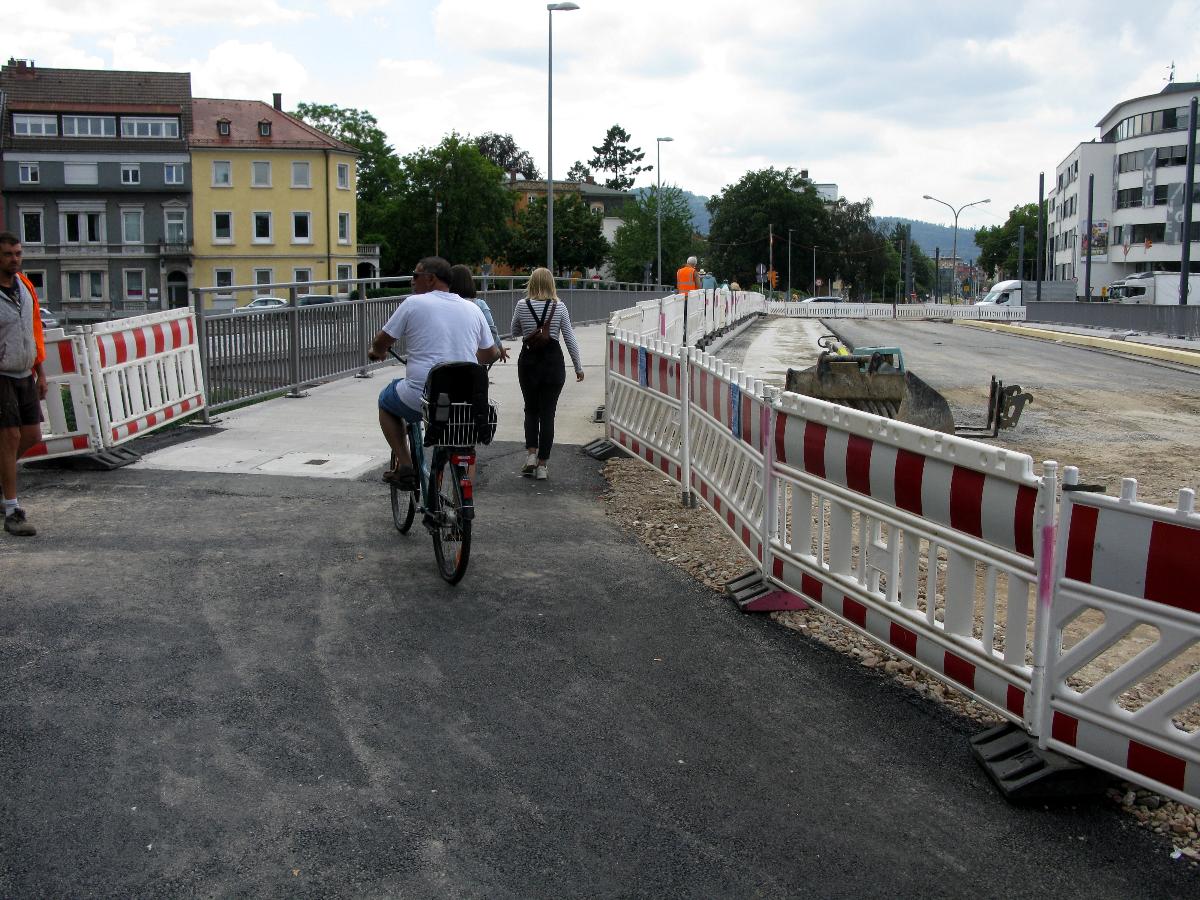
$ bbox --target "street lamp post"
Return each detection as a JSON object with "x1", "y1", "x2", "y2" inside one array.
[
  {"x1": 922, "y1": 194, "x2": 989, "y2": 302},
  {"x1": 434, "y1": 200, "x2": 443, "y2": 256},
  {"x1": 546, "y1": 2, "x2": 580, "y2": 275},
  {"x1": 656, "y1": 136, "x2": 673, "y2": 288},
  {"x1": 787, "y1": 228, "x2": 793, "y2": 300}
]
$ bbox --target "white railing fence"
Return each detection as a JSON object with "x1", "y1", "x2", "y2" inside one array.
[
  {"x1": 768, "y1": 301, "x2": 1028, "y2": 322},
  {"x1": 606, "y1": 309, "x2": 1199, "y2": 808}
]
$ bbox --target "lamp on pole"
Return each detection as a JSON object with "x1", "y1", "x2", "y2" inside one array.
[
  {"x1": 787, "y1": 228, "x2": 793, "y2": 300},
  {"x1": 434, "y1": 200, "x2": 443, "y2": 257},
  {"x1": 922, "y1": 194, "x2": 989, "y2": 302},
  {"x1": 655, "y1": 136, "x2": 673, "y2": 288},
  {"x1": 546, "y1": 2, "x2": 580, "y2": 275}
]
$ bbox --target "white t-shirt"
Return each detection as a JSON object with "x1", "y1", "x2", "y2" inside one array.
[{"x1": 382, "y1": 289, "x2": 495, "y2": 410}]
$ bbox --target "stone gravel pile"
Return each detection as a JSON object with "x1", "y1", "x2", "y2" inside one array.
[{"x1": 601, "y1": 455, "x2": 1200, "y2": 863}]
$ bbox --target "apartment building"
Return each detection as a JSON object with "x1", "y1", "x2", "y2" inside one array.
[
  {"x1": 1048, "y1": 81, "x2": 1199, "y2": 296},
  {"x1": 0, "y1": 60, "x2": 193, "y2": 317},
  {"x1": 189, "y1": 96, "x2": 365, "y2": 307}
]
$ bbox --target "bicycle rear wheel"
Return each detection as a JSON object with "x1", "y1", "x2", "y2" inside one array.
[
  {"x1": 429, "y1": 451, "x2": 471, "y2": 584},
  {"x1": 390, "y1": 449, "x2": 417, "y2": 533}
]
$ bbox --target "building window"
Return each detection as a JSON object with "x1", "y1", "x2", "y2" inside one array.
[
  {"x1": 337, "y1": 264, "x2": 352, "y2": 295},
  {"x1": 62, "y1": 115, "x2": 116, "y2": 137},
  {"x1": 259, "y1": 120, "x2": 272, "y2": 137},
  {"x1": 214, "y1": 269, "x2": 235, "y2": 294},
  {"x1": 63, "y1": 211, "x2": 105, "y2": 244},
  {"x1": 123, "y1": 269, "x2": 145, "y2": 301},
  {"x1": 1130, "y1": 223, "x2": 1167, "y2": 244},
  {"x1": 212, "y1": 161, "x2": 232, "y2": 187},
  {"x1": 217, "y1": 119, "x2": 231, "y2": 136},
  {"x1": 20, "y1": 211, "x2": 43, "y2": 244},
  {"x1": 1158, "y1": 145, "x2": 1189, "y2": 168},
  {"x1": 121, "y1": 117, "x2": 180, "y2": 139},
  {"x1": 338, "y1": 212, "x2": 350, "y2": 243},
  {"x1": 252, "y1": 161, "x2": 271, "y2": 187},
  {"x1": 66, "y1": 271, "x2": 106, "y2": 301},
  {"x1": 292, "y1": 212, "x2": 312, "y2": 243},
  {"x1": 291, "y1": 161, "x2": 311, "y2": 188},
  {"x1": 121, "y1": 209, "x2": 144, "y2": 244},
  {"x1": 13, "y1": 114, "x2": 57, "y2": 136},
  {"x1": 164, "y1": 209, "x2": 187, "y2": 244},
  {"x1": 23, "y1": 271, "x2": 46, "y2": 296},
  {"x1": 1116, "y1": 187, "x2": 1144, "y2": 210},
  {"x1": 213, "y1": 212, "x2": 233, "y2": 243},
  {"x1": 164, "y1": 163, "x2": 185, "y2": 184},
  {"x1": 18, "y1": 162, "x2": 38, "y2": 184},
  {"x1": 253, "y1": 269, "x2": 274, "y2": 294},
  {"x1": 121, "y1": 164, "x2": 141, "y2": 185},
  {"x1": 337, "y1": 163, "x2": 350, "y2": 190},
  {"x1": 294, "y1": 268, "x2": 312, "y2": 285},
  {"x1": 64, "y1": 163, "x2": 99, "y2": 185},
  {"x1": 253, "y1": 212, "x2": 273, "y2": 243}
]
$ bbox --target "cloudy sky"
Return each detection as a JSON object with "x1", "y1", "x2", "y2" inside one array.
[{"x1": 21, "y1": 0, "x2": 1200, "y2": 229}]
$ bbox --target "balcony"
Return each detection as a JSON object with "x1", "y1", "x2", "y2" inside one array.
[
  {"x1": 158, "y1": 241, "x2": 193, "y2": 258},
  {"x1": 357, "y1": 243, "x2": 381, "y2": 258}
]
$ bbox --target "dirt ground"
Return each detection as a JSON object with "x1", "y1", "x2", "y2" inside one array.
[{"x1": 601, "y1": 319, "x2": 1200, "y2": 857}]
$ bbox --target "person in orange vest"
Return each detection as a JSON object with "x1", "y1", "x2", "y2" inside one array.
[
  {"x1": 0, "y1": 231, "x2": 47, "y2": 536},
  {"x1": 676, "y1": 256, "x2": 700, "y2": 293}
]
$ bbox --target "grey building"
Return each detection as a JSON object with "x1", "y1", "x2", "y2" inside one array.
[{"x1": 0, "y1": 59, "x2": 193, "y2": 319}]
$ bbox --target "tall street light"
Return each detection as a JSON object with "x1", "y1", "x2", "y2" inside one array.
[
  {"x1": 656, "y1": 136, "x2": 673, "y2": 288},
  {"x1": 922, "y1": 194, "x2": 989, "y2": 302},
  {"x1": 546, "y1": 2, "x2": 580, "y2": 275}
]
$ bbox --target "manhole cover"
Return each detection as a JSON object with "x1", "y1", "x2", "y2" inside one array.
[{"x1": 305, "y1": 458, "x2": 329, "y2": 466}]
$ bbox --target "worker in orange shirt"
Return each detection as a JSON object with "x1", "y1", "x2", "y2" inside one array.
[{"x1": 676, "y1": 256, "x2": 699, "y2": 293}]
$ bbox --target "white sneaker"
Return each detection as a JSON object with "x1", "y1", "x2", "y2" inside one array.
[
  {"x1": 521, "y1": 452, "x2": 537, "y2": 476},
  {"x1": 534, "y1": 464, "x2": 548, "y2": 481}
]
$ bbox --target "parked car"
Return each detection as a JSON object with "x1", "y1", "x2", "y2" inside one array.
[
  {"x1": 237, "y1": 296, "x2": 290, "y2": 312},
  {"x1": 296, "y1": 293, "x2": 335, "y2": 306},
  {"x1": 39, "y1": 308, "x2": 61, "y2": 328},
  {"x1": 798, "y1": 295, "x2": 843, "y2": 304}
]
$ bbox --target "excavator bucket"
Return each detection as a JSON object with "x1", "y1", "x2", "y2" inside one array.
[{"x1": 785, "y1": 344, "x2": 956, "y2": 434}]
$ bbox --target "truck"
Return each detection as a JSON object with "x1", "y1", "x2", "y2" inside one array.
[
  {"x1": 975, "y1": 279, "x2": 1077, "y2": 306},
  {"x1": 1106, "y1": 272, "x2": 1200, "y2": 305}
]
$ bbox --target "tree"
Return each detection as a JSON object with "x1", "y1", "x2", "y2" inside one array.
[
  {"x1": 609, "y1": 186, "x2": 696, "y2": 284},
  {"x1": 566, "y1": 160, "x2": 591, "y2": 182},
  {"x1": 706, "y1": 168, "x2": 828, "y2": 289},
  {"x1": 291, "y1": 102, "x2": 402, "y2": 205},
  {"x1": 473, "y1": 132, "x2": 541, "y2": 180},
  {"x1": 824, "y1": 198, "x2": 891, "y2": 300},
  {"x1": 385, "y1": 133, "x2": 512, "y2": 275},
  {"x1": 588, "y1": 124, "x2": 652, "y2": 191},
  {"x1": 503, "y1": 194, "x2": 608, "y2": 274},
  {"x1": 976, "y1": 203, "x2": 1042, "y2": 280}
]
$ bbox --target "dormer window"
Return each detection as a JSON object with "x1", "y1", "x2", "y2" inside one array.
[
  {"x1": 217, "y1": 119, "x2": 230, "y2": 136},
  {"x1": 259, "y1": 120, "x2": 272, "y2": 137}
]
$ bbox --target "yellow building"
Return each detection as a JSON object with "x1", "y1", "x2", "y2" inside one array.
[{"x1": 189, "y1": 96, "x2": 375, "y2": 307}]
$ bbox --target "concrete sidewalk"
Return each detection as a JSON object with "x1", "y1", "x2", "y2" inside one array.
[{"x1": 134, "y1": 322, "x2": 611, "y2": 480}]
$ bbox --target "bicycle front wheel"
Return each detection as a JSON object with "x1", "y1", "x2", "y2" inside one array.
[
  {"x1": 390, "y1": 450, "x2": 416, "y2": 534},
  {"x1": 429, "y1": 451, "x2": 471, "y2": 584}
]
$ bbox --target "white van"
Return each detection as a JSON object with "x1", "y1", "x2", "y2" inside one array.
[{"x1": 977, "y1": 280, "x2": 1022, "y2": 306}]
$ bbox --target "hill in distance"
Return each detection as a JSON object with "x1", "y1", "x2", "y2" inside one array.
[
  {"x1": 633, "y1": 186, "x2": 711, "y2": 236},
  {"x1": 875, "y1": 217, "x2": 983, "y2": 262}
]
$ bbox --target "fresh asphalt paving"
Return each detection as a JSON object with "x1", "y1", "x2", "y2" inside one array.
[{"x1": 3, "y1": 325, "x2": 1197, "y2": 896}]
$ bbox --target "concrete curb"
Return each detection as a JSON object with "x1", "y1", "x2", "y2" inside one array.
[{"x1": 956, "y1": 319, "x2": 1200, "y2": 369}]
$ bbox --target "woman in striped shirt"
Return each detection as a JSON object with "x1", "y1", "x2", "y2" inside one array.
[{"x1": 510, "y1": 267, "x2": 584, "y2": 480}]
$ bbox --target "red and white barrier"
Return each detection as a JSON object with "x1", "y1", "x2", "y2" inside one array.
[
  {"x1": 20, "y1": 328, "x2": 103, "y2": 462},
  {"x1": 1042, "y1": 475, "x2": 1200, "y2": 807},
  {"x1": 769, "y1": 301, "x2": 1027, "y2": 322},
  {"x1": 85, "y1": 309, "x2": 206, "y2": 447}
]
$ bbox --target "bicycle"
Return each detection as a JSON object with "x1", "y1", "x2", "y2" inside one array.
[{"x1": 387, "y1": 352, "x2": 494, "y2": 584}]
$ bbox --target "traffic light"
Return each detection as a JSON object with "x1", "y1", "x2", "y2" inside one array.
[{"x1": 768, "y1": 269, "x2": 778, "y2": 288}]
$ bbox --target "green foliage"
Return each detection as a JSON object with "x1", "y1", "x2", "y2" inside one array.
[
  {"x1": 588, "y1": 124, "x2": 652, "y2": 191},
  {"x1": 386, "y1": 133, "x2": 512, "y2": 275},
  {"x1": 976, "y1": 203, "x2": 1042, "y2": 280},
  {"x1": 609, "y1": 186, "x2": 696, "y2": 284},
  {"x1": 473, "y1": 132, "x2": 540, "y2": 180},
  {"x1": 503, "y1": 194, "x2": 608, "y2": 273},
  {"x1": 823, "y1": 198, "x2": 892, "y2": 300},
  {"x1": 706, "y1": 168, "x2": 828, "y2": 289},
  {"x1": 566, "y1": 160, "x2": 591, "y2": 181}
]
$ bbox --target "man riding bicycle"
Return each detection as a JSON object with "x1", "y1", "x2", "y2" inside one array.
[{"x1": 368, "y1": 256, "x2": 500, "y2": 489}]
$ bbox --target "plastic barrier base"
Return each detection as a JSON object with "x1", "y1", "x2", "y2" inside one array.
[
  {"x1": 970, "y1": 722, "x2": 1110, "y2": 804},
  {"x1": 582, "y1": 439, "x2": 629, "y2": 461},
  {"x1": 726, "y1": 571, "x2": 809, "y2": 612},
  {"x1": 591, "y1": 405, "x2": 606, "y2": 423}
]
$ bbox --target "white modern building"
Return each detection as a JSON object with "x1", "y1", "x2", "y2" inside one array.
[{"x1": 1048, "y1": 80, "x2": 1198, "y2": 298}]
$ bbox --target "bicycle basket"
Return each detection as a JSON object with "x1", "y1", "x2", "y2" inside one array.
[{"x1": 422, "y1": 397, "x2": 498, "y2": 447}]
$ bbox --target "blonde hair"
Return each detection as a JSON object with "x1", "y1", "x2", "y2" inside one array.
[{"x1": 526, "y1": 267, "x2": 558, "y2": 301}]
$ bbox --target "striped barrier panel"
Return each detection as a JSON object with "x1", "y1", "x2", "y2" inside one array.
[
  {"x1": 1042, "y1": 477, "x2": 1200, "y2": 808},
  {"x1": 768, "y1": 302, "x2": 1027, "y2": 322},
  {"x1": 85, "y1": 309, "x2": 207, "y2": 447},
  {"x1": 607, "y1": 331, "x2": 684, "y2": 482},
  {"x1": 766, "y1": 391, "x2": 1056, "y2": 727},
  {"x1": 19, "y1": 329, "x2": 104, "y2": 462}
]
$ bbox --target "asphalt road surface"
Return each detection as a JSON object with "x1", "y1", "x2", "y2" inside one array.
[{"x1": 2, "y1": 439, "x2": 1195, "y2": 896}]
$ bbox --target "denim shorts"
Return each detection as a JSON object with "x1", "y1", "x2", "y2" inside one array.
[{"x1": 378, "y1": 378, "x2": 422, "y2": 424}]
